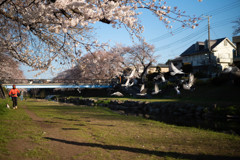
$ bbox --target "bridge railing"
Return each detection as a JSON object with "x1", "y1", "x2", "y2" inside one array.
[
  {"x1": 51, "y1": 79, "x2": 111, "y2": 84},
  {"x1": 0, "y1": 79, "x2": 29, "y2": 84},
  {"x1": 0, "y1": 79, "x2": 112, "y2": 85}
]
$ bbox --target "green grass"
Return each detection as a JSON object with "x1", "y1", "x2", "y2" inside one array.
[
  {"x1": 1, "y1": 98, "x2": 240, "y2": 160},
  {"x1": 0, "y1": 98, "x2": 14, "y2": 156},
  {"x1": 92, "y1": 97, "x2": 180, "y2": 103},
  {"x1": 0, "y1": 98, "x2": 11, "y2": 115},
  {"x1": 0, "y1": 98, "x2": 51, "y2": 159}
]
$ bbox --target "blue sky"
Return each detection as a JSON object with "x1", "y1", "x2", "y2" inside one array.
[{"x1": 21, "y1": 0, "x2": 240, "y2": 79}]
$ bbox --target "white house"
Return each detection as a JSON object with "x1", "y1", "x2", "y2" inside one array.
[{"x1": 180, "y1": 37, "x2": 236, "y2": 73}]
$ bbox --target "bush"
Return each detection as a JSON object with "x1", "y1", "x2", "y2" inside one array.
[
  {"x1": 96, "y1": 99, "x2": 111, "y2": 105},
  {"x1": 39, "y1": 89, "x2": 46, "y2": 99},
  {"x1": 194, "y1": 72, "x2": 209, "y2": 78},
  {"x1": 211, "y1": 73, "x2": 230, "y2": 85},
  {"x1": 213, "y1": 105, "x2": 240, "y2": 116},
  {"x1": 194, "y1": 79, "x2": 211, "y2": 86}
]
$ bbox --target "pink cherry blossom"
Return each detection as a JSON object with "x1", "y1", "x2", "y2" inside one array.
[{"x1": 0, "y1": 0, "x2": 201, "y2": 72}]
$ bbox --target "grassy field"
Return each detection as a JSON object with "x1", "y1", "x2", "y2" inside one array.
[{"x1": 0, "y1": 98, "x2": 240, "y2": 160}]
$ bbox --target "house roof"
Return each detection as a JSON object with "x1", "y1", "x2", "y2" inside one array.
[
  {"x1": 156, "y1": 64, "x2": 169, "y2": 68},
  {"x1": 180, "y1": 38, "x2": 232, "y2": 57},
  {"x1": 167, "y1": 56, "x2": 183, "y2": 62}
]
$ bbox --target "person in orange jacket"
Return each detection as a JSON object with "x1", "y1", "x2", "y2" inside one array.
[{"x1": 9, "y1": 84, "x2": 20, "y2": 109}]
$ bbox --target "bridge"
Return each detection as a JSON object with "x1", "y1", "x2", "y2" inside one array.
[{"x1": 0, "y1": 79, "x2": 113, "y2": 89}]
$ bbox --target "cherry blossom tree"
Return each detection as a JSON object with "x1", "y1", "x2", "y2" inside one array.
[
  {"x1": 54, "y1": 42, "x2": 157, "y2": 83},
  {"x1": 0, "y1": 53, "x2": 25, "y2": 80},
  {"x1": 54, "y1": 48, "x2": 125, "y2": 81},
  {"x1": 123, "y1": 42, "x2": 157, "y2": 82},
  {"x1": 0, "y1": 0, "x2": 201, "y2": 72}
]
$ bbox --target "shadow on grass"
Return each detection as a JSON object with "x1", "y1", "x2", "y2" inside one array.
[
  {"x1": 54, "y1": 117, "x2": 81, "y2": 122},
  {"x1": 62, "y1": 128, "x2": 80, "y2": 130},
  {"x1": 44, "y1": 137, "x2": 240, "y2": 160},
  {"x1": 90, "y1": 124, "x2": 115, "y2": 127}
]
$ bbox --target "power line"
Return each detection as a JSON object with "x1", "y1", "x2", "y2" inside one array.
[
  {"x1": 156, "y1": 31, "x2": 207, "y2": 62},
  {"x1": 148, "y1": 1, "x2": 240, "y2": 43},
  {"x1": 168, "y1": 32, "x2": 207, "y2": 53},
  {"x1": 210, "y1": 16, "x2": 240, "y2": 28},
  {"x1": 155, "y1": 27, "x2": 208, "y2": 51},
  {"x1": 153, "y1": 1, "x2": 240, "y2": 62},
  {"x1": 154, "y1": 15, "x2": 239, "y2": 52},
  {"x1": 148, "y1": 19, "x2": 206, "y2": 43},
  {"x1": 155, "y1": 16, "x2": 239, "y2": 61},
  {"x1": 204, "y1": 1, "x2": 240, "y2": 16},
  {"x1": 149, "y1": 27, "x2": 184, "y2": 43},
  {"x1": 157, "y1": 32, "x2": 207, "y2": 62}
]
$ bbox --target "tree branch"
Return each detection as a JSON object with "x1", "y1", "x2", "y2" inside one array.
[
  {"x1": 99, "y1": 17, "x2": 111, "y2": 24},
  {"x1": 0, "y1": 0, "x2": 7, "y2": 6}
]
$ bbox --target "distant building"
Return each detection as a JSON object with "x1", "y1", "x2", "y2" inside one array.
[
  {"x1": 233, "y1": 36, "x2": 240, "y2": 67},
  {"x1": 146, "y1": 64, "x2": 169, "y2": 74},
  {"x1": 180, "y1": 37, "x2": 236, "y2": 74},
  {"x1": 125, "y1": 64, "x2": 169, "y2": 75},
  {"x1": 157, "y1": 64, "x2": 169, "y2": 73}
]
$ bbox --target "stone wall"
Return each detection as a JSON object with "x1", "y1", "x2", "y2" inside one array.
[{"x1": 55, "y1": 97, "x2": 229, "y2": 121}]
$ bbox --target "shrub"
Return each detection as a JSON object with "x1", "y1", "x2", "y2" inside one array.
[
  {"x1": 213, "y1": 105, "x2": 240, "y2": 116},
  {"x1": 194, "y1": 79, "x2": 211, "y2": 86},
  {"x1": 194, "y1": 72, "x2": 209, "y2": 78},
  {"x1": 211, "y1": 73, "x2": 230, "y2": 85}
]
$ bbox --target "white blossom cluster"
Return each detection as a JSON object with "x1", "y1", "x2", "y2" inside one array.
[
  {"x1": 54, "y1": 43, "x2": 156, "y2": 81},
  {"x1": 54, "y1": 49, "x2": 125, "y2": 80},
  {"x1": 0, "y1": 0, "x2": 201, "y2": 72}
]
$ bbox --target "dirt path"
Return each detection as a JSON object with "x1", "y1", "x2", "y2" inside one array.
[{"x1": 9, "y1": 106, "x2": 93, "y2": 160}]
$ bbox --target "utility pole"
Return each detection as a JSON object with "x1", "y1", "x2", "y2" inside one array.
[
  {"x1": 203, "y1": 15, "x2": 212, "y2": 62},
  {"x1": 203, "y1": 15, "x2": 212, "y2": 77},
  {"x1": 207, "y1": 16, "x2": 211, "y2": 53}
]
